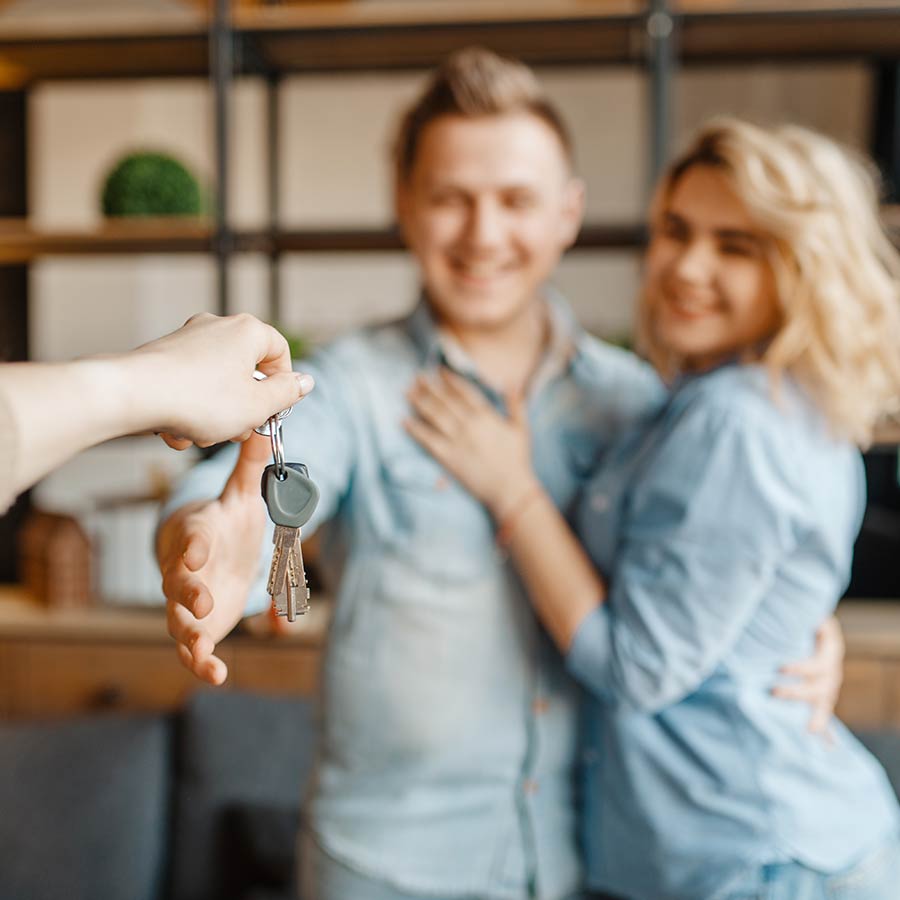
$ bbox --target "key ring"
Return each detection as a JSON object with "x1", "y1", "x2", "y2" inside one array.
[
  {"x1": 254, "y1": 405, "x2": 291, "y2": 436},
  {"x1": 252, "y1": 370, "x2": 293, "y2": 437},
  {"x1": 268, "y1": 416, "x2": 287, "y2": 481}
]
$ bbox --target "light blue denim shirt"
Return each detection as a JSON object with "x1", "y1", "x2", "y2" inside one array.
[
  {"x1": 568, "y1": 362, "x2": 900, "y2": 900},
  {"x1": 162, "y1": 297, "x2": 662, "y2": 900}
]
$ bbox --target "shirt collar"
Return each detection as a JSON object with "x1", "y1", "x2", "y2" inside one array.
[{"x1": 404, "y1": 288, "x2": 587, "y2": 398}]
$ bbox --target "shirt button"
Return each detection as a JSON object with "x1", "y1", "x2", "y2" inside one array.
[
  {"x1": 591, "y1": 493, "x2": 610, "y2": 512},
  {"x1": 532, "y1": 698, "x2": 549, "y2": 715},
  {"x1": 583, "y1": 749, "x2": 601, "y2": 766},
  {"x1": 434, "y1": 475, "x2": 450, "y2": 491},
  {"x1": 523, "y1": 779, "x2": 539, "y2": 795}
]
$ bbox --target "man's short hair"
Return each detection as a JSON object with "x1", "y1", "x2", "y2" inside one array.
[{"x1": 393, "y1": 46, "x2": 575, "y2": 182}]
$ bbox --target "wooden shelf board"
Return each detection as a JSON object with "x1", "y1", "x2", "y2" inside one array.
[
  {"x1": 0, "y1": 33, "x2": 209, "y2": 85},
  {"x1": 234, "y1": 1, "x2": 644, "y2": 32},
  {"x1": 244, "y1": 21, "x2": 644, "y2": 73},
  {"x1": 677, "y1": 0, "x2": 900, "y2": 14},
  {"x1": 0, "y1": 218, "x2": 214, "y2": 263},
  {"x1": 272, "y1": 224, "x2": 645, "y2": 253},
  {"x1": 0, "y1": 220, "x2": 646, "y2": 263}
]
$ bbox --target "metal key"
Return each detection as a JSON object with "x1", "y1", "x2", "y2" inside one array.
[
  {"x1": 261, "y1": 415, "x2": 319, "y2": 621},
  {"x1": 286, "y1": 535, "x2": 311, "y2": 619},
  {"x1": 264, "y1": 467, "x2": 318, "y2": 620}
]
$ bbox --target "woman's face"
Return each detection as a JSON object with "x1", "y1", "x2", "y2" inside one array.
[{"x1": 643, "y1": 164, "x2": 782, "y2": 372}]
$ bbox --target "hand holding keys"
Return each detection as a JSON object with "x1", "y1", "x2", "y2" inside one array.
[{"x1": 258, "y1": 408, "x2": 319, "y2": 622}]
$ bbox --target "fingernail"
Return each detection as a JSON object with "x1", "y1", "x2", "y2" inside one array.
[{"x1": 295, "y1": 373, "x2": 315, "y2": 393}]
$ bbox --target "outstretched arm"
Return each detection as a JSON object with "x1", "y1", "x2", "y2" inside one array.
[{"x1": 0, "y1": 312, "x2": 313, "y2": 505}]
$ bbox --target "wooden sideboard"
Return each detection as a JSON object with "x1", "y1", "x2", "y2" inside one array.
[
  {"x1": 1, "y1": 588, "x2": 899, "y2": 729},
  {"x1": 0, "y1": 586, "x2": 327, "y2": 719},
  {"x1": 835, "y1": 601, "x2": 900, "y2": 730}
]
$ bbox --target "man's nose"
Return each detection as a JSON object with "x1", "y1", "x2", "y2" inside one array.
[{"x1": 464, "y1": 198, "x2": 505, "y2": 249}]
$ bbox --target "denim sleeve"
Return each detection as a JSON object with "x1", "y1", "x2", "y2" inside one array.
[
  {"x1": 567, "y1": 399, "x2": 801, "y2": 712},
  {"x1": 158, "y1": 343, "x2": 359, "y2": 616}
]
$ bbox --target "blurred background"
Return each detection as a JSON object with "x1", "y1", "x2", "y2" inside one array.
[
  {"x1": 0, "y1": 0, "x2": 897, "y2": 713},
  {"x1": 0, "y1": 10, "x2": 899, "y2": 900}
]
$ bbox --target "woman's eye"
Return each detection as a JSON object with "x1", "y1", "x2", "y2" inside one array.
[
  {"x1": 720, "y1": 242, "x2": 755, "y2": 257},
  {"x1": 661, "y1": 220, "x2": 688, "y2": 242}
]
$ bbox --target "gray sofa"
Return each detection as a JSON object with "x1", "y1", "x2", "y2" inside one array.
[
  {"x1": 0, "y1": 690, "x2": 898, "y2": 900},
  {"x1": 0, "y1": 690, "x2": 316, "y2": 900}
]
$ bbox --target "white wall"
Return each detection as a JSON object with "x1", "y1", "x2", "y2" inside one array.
[{"x1": 28, "y1": 62, "x2": 872, "y2": 359}]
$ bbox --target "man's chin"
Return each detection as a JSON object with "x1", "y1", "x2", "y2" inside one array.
[{"x1": 429, "y1": 292, "x2": 537, "y2": 332}]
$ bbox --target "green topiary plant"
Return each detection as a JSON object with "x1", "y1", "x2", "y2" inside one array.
[
  {"x1": 101, "y1": 151, "x2": 205, "y2": 217},
  {"x1": 277, "y1": 327, "x2": 311, "y2": 361}
]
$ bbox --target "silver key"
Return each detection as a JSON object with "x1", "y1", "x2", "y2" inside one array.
[
  {"x1": 260, "y1": 415, "x2": 319, "y2": 621},
  {"x1": 267, "y1": 524, "x2": 297, "y2": 600},
  {"x1": 286, "y1": 534, "x2": 311, "y2": 621}
]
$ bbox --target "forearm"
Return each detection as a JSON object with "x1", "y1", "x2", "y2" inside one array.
[
  {"x1": 1, "y1": 353, "x2": 158, "y2": 495},
  {"x1": 493, "y1": 484, "x2": 605, "y2": 652}
]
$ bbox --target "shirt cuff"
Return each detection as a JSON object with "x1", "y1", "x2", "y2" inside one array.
[{"x1": 565, "y1": 603, "x2": 614, "y2": 699}]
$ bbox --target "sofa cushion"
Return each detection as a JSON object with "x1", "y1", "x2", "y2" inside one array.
[
  {"x1": 223, "y1": 802, "x2": 301, "y2": 900},
  {"x1": 170, "y1": 689, "x2": 316, "y2": 900},
  {"x1": 0, "y1": 712, "x2": 171, "y2": 900}
]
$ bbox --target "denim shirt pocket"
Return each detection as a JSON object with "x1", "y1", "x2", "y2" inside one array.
[
  {"x1": 566, "y1": 431, "x2": 601, "y2": 482},
  {"x1": 380, "y1": 452, "x2": 498, "y2": 581}
]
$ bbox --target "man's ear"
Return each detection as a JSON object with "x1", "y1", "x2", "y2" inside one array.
[{"x1": 560, "y1": 176, "x2": 586, "y2": 249}]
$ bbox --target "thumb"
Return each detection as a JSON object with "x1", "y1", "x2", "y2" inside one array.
[
  {"x1": 224, "y1": 431, "x2": 272, "y2": 496},
  {"x1": 259, "y1": 371, "x2": 315, "y2": 419}
]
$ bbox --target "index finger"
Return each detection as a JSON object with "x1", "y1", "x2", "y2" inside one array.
[
  {"x1": 254, "y1": 322, "x2": 293, "y2": 377},
  {"x1": 780, "y1": 657, "x2": 830, "y2": 678}
]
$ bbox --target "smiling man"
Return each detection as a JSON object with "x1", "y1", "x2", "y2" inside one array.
[{"x1": 157, "y1": 48, "x2": 660, "y2": 900}]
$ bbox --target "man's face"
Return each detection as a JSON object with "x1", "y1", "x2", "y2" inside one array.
[{"x1": 396, "y1": 112, "x2": 584, "y2": 333}]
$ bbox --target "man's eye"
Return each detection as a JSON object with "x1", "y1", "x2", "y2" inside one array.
[
  {"x1": 430, "y1": 191, "x2": 466, "y2": 207},
  {"x1": 504, "y1": 192, "x2": 537, "y2": 210}
]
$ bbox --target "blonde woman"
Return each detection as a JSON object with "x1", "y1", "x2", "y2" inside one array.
[{"x1": 406, "y1": 119, "x2": 900, "y2": 899}]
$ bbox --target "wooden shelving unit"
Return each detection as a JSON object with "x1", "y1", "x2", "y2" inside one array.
[
  {"x1": 0, "y1": 1, "x2": 894, "y2": 273},
  {"x1": 0, "y1": 2, "x2": 894, "y2": 275}
]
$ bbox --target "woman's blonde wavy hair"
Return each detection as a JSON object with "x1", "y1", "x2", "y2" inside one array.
[{"x1": 638, "y1": 117, "x2": 900, "y2": 447}]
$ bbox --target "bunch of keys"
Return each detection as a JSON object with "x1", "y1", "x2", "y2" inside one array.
[{"x1": 255, "y1": 391, "x2": 319, "y2": 622}]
